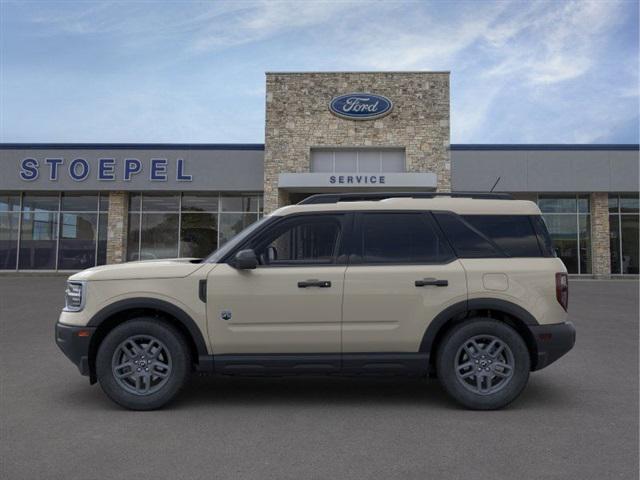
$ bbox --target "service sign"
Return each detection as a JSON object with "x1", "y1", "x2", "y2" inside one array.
[{"x1": 329, "y1": 93, "x2": 393, "y2": 120}]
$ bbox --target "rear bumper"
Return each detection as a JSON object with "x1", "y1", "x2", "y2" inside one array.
[
  {"x1": 55, "y1": 323, "x2": 95, "y2": 376},
  {"x1": 530, "y1": 321, "x2": 576, "y2": 371}
]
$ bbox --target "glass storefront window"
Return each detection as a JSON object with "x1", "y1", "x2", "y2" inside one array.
[
  {"x1": 19, "y1": 211, "x2": 58, "y2": 269},
  {"x1": 0, "y1": 212, "x2": 19, "y2": 269},
  {"x1": 126, "y1": 213, "x2": 141, "y2": 261},
  {"x1": 0, "y1": 192, "x2": 20, "y2": 212},
  {"x1": 61, "y1": 193, "x2": 99, "y2": 211},
  {"x1": 219, "y1": 213, "x2": 259, "y2": 245},
  {"x1": 0, "y1": 192, "x2": 109, "y2": 270},
  {"x1": 58, "y1": 212, "x2": 98, "y2": 269},
  {"x1": 142, "y1": 193, "x2": 180, "y2": 212},
  {"x1": 140, "y1": 213, "x2": 179, "y2": 260},
  {"x1": 22, "y1": 193, "x2": 59, "y2": 212},
  {"x1": 609, "y1": 194, "x2": 639, "y2": 274},
  {"x1": 538, "y1": 195, "x2": 591, "y2": 274},
  {"x1": 180, "y1": 213, "x2": 218, "y2": 258},
  {"x1": 127, "y1": 192, "x2": 262, "y2": 261},
  {"x1": 182, "y1": 193, "x2": 219, "y2": 212}
]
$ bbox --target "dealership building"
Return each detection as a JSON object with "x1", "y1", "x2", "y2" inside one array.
[{"x1": 0, "y1": 72, "x2": 638, "y2": 276}]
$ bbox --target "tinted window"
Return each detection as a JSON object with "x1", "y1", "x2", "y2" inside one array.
[
  {"x1": 254, "y1": 216, "x2": 341, "y2": 265},
  {"x1": 463, "y1": 215, "x2": 542, "y2": 257},
  {"x1": 434, "y1": 213, "x2": 502, "y2": 258},
  {"x1": 531, "y1": 216, "x2": 555, "y2": 257},
  {"x1": 359, "y1": 213, "x2": 453, "y2": 264}
]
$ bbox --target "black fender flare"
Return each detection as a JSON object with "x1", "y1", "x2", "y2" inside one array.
[
  {"x1": 419, "y1": 298, "x2": 539, "y2": 354},
  {"x1": 87, "y1": 297, "x2": 209, "y2": 358}
]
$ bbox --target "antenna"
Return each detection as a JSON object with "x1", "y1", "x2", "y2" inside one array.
[{"x1": 489, "y1": 176, "x2": 501, "y2": 193}]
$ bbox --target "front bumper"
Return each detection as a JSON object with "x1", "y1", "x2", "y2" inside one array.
[
  {"x1": 530, "y1": 321, "x2": 576, "y2": 371},
  {"x1": 55, "y1": 323, "x2": 96, "y2": 376}
]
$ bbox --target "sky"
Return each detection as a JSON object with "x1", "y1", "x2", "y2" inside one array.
[{"x1": 0, "y1": 0, "x2": 638, "y2": 144}]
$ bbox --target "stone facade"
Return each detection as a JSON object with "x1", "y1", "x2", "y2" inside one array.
[
  {"x1": 106, "y1": 191, "x2": 129, "y2": 264},
  {"x1": 590, "y1": 192, "x2": 611, "y2": 277},
  {"x1": 264, "y1": 72, "x2": 450, "y2": 212}
]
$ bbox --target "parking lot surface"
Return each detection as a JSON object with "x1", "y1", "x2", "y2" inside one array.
[{"x1": 1, "y1": 277, "x2": 638, "y2": 480}]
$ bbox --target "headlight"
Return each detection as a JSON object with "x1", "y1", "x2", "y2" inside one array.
[{"x1": 64, "y1": 281, "x2": 85, "y2": 312}]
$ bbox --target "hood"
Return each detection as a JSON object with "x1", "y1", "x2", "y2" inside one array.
[{"x1": 69, "y1": 258, "x2": 205, "y2": 281}]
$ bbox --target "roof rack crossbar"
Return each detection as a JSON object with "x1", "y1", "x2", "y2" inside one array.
[{"x1": 298, "y1": 192, "x2": 513, "y2": 205}]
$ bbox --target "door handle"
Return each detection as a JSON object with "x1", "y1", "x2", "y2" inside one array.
[
  {"x1": 298, "y1": 279, "x2": 332, "y2": 288},
  {"x1": 415, "y1": 278, "x2": 448, "y2": 287}
]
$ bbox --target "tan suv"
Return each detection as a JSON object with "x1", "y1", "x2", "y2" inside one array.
[{"x1": 55, "y1": 192, "x2": 575, "y2": 410}]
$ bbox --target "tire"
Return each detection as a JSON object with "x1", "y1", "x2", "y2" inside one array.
[
  {"x1": 436, "y1": 318, "x2": 530, "y2": 410},
  {"x1": 96, "y1": 317, "x2": 191, "y2": 410}
]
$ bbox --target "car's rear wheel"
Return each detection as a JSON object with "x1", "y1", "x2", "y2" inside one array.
[
  {"x1": 436, "y1": 319, "x2": 530, "y2": 410},
  {"x1": 96, "y1": 318, "x2": 190, "y2": 410}
]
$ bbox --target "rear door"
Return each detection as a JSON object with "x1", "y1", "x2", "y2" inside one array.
[{"x1": 341, "y1": 212, "x2": 467, "y2": 353}]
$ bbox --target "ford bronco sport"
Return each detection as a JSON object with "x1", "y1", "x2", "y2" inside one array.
[{"x1": 56, "y1": 192, "x2": 576, "y2": 410}]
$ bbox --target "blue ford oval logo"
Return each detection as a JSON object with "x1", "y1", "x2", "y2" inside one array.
[{"x1": 329, "y1": 93, "x2": 393, "y2": 120}]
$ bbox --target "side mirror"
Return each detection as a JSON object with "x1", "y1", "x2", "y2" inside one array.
[{"x1": 233, "y1": 249, "x2": 258, "y2": 270}]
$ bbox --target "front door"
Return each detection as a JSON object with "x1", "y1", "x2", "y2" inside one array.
[
  {"x1": 342, "y1": 212, "x2": 468, "y2": 353},
  {"x1": 207, "y1": 213, "x2": 349, "y2": 356}
]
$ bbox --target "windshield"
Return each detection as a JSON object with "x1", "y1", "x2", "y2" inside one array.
[{"x1": 204, "y1": 216, "x2": 272, "y2": 263}]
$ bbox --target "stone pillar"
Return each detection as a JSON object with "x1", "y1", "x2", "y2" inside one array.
[
  {"x1": 590, "y1": 192, "x2": 611, "y2": 277},
  {"x1": 106, "y1": 191, "x2": 129, "y2": 264}
]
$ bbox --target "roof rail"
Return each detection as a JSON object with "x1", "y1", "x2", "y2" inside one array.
[{"x1": 298, "y1": 192, "x2": 514, "y2": 205}]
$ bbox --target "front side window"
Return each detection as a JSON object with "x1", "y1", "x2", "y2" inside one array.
[
  {"x1": 358, "y1": 213, "x2": 453, "y2": 264},
  {"x1": 253, "y1": 216, "x2": 342, "y2": 266}
]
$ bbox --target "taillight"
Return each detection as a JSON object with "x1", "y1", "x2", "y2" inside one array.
[{"x1": 555, "y1": 273, "x2": 569, "y2": 311}]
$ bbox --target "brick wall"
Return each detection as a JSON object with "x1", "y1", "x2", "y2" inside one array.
[
  {"x1": 590, "y1": 192, "x2": 611, "y2": 277},
  {"x1": 264, "y1": 72, "x2": 450, "y2": 212},
  {"x1": 106, "y1": 191, "x2": 128, "y2": 264}
]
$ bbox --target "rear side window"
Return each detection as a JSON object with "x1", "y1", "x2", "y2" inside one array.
[
  {"x1": 358, "y1": 213, "x2": 454, "y2": 264},
  {"x1": 531, "y1": 215, "x2": 556, "y2": 257},
  {"x1": 463, "y1": 215, "x2": 542, "y2": 257},
  {"x1": 434, "y1": 212, "x2": 503, "y2": 258}
]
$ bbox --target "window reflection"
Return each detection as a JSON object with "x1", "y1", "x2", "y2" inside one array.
[
  {"x1": 127, "y1": 192, "x2": 262, "y2": 261},
  {"x1": 609, "y1": 194, "x2": 639, "y2": 274},
  {"x1": 0, "y1": 212, "x2": 19, "y2": 269},
  {"x1": 58, "y1": 213, "x2": 98, "y2": 269},
  {"x1": 538, "y1": 195, "x2": 591, "y2": 274}
]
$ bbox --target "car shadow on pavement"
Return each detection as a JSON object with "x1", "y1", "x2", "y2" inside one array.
[
  {"x1": 168, "y1": 374, "x2": 576, "y2": 411},
  {"x1": 55, "y1": 373, "x2": 576, "y2": 412}
]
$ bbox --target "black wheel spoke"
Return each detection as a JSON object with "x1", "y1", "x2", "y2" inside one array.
[
  {"x1": 111, "y1": 335, "x2": 173, "y2": 396},
  {"x1": 454, "y1": 334, "x2": 515, "y2": 396}
]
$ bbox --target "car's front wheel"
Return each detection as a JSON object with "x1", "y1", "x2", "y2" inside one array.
[
  {"x1": 96, "y1": 318, "x2": 191, "y2": 410},
  {"x1": 436, "y1": 318, "x2": 530, "y2": 410}
]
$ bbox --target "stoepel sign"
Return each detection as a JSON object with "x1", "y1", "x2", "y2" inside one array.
[
  {"x1": 329, "y1": 93, "x2": 393, "y2": 120},
  {"x1": 19, "y1": 157, "x2": 193, "y2": 182}
]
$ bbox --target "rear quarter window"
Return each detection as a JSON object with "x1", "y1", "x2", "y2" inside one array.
[
  {"x1": 462, "y1": 215, "x2": 542, "y2": 257},
  {"x1": 433, "y1": 213, "x2": 503, "y2": 258}
]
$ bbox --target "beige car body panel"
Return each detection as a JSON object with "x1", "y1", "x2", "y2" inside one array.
[
  {"x1": 206, "y1": 263, "x2": 346, "y2": 354},
  {"x1": 342, "y1": 262, "x2": 467, "y2": 352},
  {"x1": 59, "y1": 261, "x2": 214, "y2": 352},
  {"x1": 461, "y1": 257, "x2": 568, "y2": 325}
]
